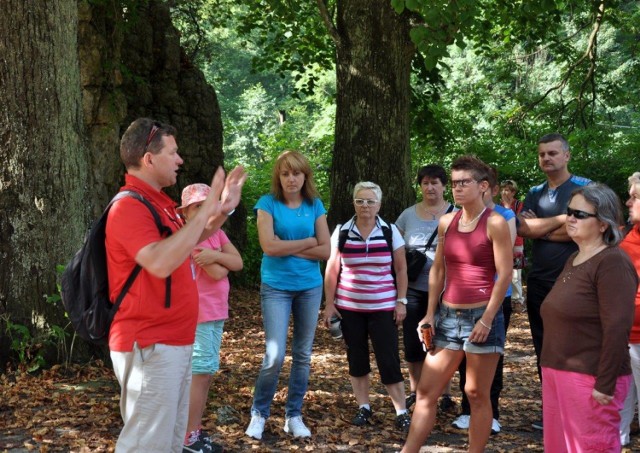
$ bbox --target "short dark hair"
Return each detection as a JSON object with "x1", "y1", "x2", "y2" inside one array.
[
  {"x1": 538, "y1": 133, "x2": 570, "y2": 152},
  {"x1": 451, "y1": 155, "x2": 491, "y2": 183},
  {"x1": 120, "y1": 118, "x2": 177, "y2": 169},
  {"x1": 416, "y1": 164, "x2": 448, "y2": 186}
]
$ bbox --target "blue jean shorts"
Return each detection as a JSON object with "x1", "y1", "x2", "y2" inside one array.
[
  {"x1": 192, "y1": 320, "x2": 225, "y2": 375},
  {"x1": 433, "y1": 304, "x2": 505, "y2": 354}
]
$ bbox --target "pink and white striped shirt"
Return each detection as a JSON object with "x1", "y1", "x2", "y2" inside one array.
[{"x1": 331, "y1": 217, "x2": 404, "y2": 312}]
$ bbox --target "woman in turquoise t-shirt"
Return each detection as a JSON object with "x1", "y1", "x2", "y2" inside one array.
[{"x1": 245, "y1": 150, "x2": 330, "y2": 440}]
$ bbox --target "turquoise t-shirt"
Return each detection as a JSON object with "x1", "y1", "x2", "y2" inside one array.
[{"x1": 254, "y1": 194, "x2": 326, "y2": 291}]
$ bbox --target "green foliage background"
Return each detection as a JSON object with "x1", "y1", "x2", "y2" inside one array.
[{"x1": 170, "y1": 0, "x2": 640, "y2": 286}]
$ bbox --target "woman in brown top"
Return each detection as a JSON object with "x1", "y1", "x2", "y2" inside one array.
[{"x1": 540, "y1": 183, "x2": 638, "y2": 452}]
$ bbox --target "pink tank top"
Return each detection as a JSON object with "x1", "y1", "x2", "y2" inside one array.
[{"x1": 442, "y1": 209, "x2": 496, "y2": 304}]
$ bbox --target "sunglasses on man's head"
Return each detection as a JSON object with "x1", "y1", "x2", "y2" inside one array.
[
  {"x1": 566, "y1": 207, "x2": 597, "y2": 220},
  {"x1": 144, "y1": 122, "x2": 162, "y2": 153}
]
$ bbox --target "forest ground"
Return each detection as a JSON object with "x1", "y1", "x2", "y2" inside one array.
[{"x1": 1, "y1": 288, "x2": 639, "y2": 452}]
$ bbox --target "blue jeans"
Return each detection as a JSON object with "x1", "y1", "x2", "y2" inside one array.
[{"x1": 251, "y1": 283, "x2": 322, "y2": 418}]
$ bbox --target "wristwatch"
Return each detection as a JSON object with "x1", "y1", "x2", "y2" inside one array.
[{"x1": 397, "y1": 297, "x2": 408, "y2": 305}]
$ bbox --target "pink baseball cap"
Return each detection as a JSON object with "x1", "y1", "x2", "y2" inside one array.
[{"x1": 177, "y1": 183, "x2": 210, "y2": 212}]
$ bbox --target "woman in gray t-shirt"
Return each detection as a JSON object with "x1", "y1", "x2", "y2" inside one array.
[{"x1": 396, "y1": 164, "x2": 456, "y2": 410}]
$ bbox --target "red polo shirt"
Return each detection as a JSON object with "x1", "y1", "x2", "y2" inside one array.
[{"x1": 105, "y1": 174, "x2": 198, "y2": 352}]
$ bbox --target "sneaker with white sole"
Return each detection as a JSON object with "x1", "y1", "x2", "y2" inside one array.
[
  {"x1": 245, "y1": 414, "x2": 266, "y2": 440},
  {"x1": 491, "y1": 418, "x2": 502, "y2": 434},
  {"x1": 284, "y1": 415, "x2": 311, "y2": 437},
  {"x1": 531, "y1": 419, "x2": 543, "y2": 430},
  {"x1": 284, "y1": 415, "x2": 311, "y2": 438},
  {"x1": 452, "y1": 414, "x2": 470, "y2": 429}
]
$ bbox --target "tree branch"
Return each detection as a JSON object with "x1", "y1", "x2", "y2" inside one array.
[
  {"x1": 315, "y1": 0, "x2": 342, "y2": 47},
  {"x1": 519, "y1": 0, "x2": 606, "y2": 126}
]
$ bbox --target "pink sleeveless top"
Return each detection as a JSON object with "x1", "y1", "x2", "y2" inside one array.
[{"x1": 442, "y1": 208, "x2": 496, "y2": 304}]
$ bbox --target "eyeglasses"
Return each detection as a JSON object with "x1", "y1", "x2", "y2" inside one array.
[
  {"x1": 143, "y1": 122, "x2": 161, "y2": 153},
  {"x1": 451, "y1": 178, "x2": 477, "y2": 188},
  {"x1": 354, "y1": 198, "x2": 379, "y2": 207},
  {"x1": 566, "y1": 207, "x2": 598, "y2": 220}
]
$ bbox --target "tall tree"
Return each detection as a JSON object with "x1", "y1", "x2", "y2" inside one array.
[
  {"x1": 0, "y1": 2, "x2": 89, "y2": 364},
  {"x1": 326, "y1": 0, "x2": 415, "y2": 225}
]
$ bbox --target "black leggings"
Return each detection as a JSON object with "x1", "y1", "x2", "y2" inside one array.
[{"x1": 339, "y1": 308, "x2": 403, "y2": 385}]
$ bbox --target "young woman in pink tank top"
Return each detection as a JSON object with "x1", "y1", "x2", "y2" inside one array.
[{"x1": 402, "y1": 156, "x2": 513, "y2": 453}]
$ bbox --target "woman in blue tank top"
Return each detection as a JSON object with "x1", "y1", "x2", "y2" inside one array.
[{"x1": 245, "y1": 150, "x2": 330, "y2": 440}]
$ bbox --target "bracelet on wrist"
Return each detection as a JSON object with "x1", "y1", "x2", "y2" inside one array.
[{"x1": 479, "y1": 319, "x2": 491, "y2": 330}]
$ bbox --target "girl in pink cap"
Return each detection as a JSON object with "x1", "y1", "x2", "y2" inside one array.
[{"x1": 178, "y1": 183, "x2": 243, "y2": 453}]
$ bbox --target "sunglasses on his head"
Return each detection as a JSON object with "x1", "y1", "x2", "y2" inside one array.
[
  {"x1": 144, "y1": 122, "x2": 162, "y2": 153},
  {"x1": 566, "y1": 207, "x2": 597, "y2": 220}
]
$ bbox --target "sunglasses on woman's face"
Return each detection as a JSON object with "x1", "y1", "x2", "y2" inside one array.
[
  {"x1": 354, "y1": 198, "x2": 379, "y2": 207},
  {"x1": 566, "y1": 207, "x2": 597, "y2": 220}
]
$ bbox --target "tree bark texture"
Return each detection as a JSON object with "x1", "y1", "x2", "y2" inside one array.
[
  {"x1": 329, "y1": 0, "x2": 415, "y2": 228},
  {"x1": 0, "y1": 1, "x2": 89, "y2": 362},
  {"x1": 0, "y1": 0, "x2": 237, "y2": 366}
]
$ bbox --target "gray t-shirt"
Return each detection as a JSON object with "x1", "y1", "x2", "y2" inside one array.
[
  {"x1": 523, "y1": 175, "x2": 591, "y2": 282},
  {"x1": 396, "y1": 203, "x2": 456, "y2": 291}
]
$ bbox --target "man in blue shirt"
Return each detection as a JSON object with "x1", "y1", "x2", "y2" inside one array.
[{"x1": 517, "y1": 133, "x2": 592, "y2": 430}]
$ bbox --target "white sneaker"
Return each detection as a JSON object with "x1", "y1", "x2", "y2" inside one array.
[
  {"x1": 452, "y1": 414, "x2": 470, "y2": 429},
  {"x1": 284, "y1": 415, "x2": 311, "y2": 438},
  {"x1": 245, "y1": 414, "x2": 266, "y2": 440},
  {"x1": 491, "y1": 418, "x2": 502, "y2": 434}
]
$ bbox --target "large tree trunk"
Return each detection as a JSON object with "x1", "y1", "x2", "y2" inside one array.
[
  {"x1": 0, "y1": 1, "x2": 237, "y2": 368},
  {"x1": 329, "y1": 0, "x2": 415, "y2": 228},
  {"x1": 0, "y1": 2, "x2": 89, "y2": 365}
]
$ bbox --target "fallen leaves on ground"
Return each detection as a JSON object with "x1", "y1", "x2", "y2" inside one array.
[{"x1": 1, "y1": 288, "x2": 639, "y2": 452}]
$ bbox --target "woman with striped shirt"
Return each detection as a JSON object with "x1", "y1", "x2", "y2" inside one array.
[{"x1": 323, "y1": 181, "x2": 411, "y2": 432}]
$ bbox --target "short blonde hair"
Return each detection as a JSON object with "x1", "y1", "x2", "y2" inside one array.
[
  {"x1": 353, "y1": 181, "x2": 382, "y2": 201},
  {"x1": 628, "y1": 172, "x2": 640, "y2": 193}
]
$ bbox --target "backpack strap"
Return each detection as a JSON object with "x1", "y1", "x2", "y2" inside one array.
[
  {"x1": 337, "y1": 219, "x2": 355, "y2": 253},
  {"x1": 110, "y1": 191, "x2": 173, "y2": 309},
  {"x1": 378, "y1": 218, "x2": 397, "y2": 285}
]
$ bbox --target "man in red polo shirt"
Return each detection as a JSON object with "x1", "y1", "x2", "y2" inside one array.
[{"x1": 105, "y1": 117, "x2": 246, "y2": 452}]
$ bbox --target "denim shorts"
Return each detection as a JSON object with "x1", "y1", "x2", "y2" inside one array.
[
  {"x1": 433, "y1": 304, "x2": 505, "y2": 354},
  {"x1": 192, "y1": 320, "x2": 225, "y2": 375}
]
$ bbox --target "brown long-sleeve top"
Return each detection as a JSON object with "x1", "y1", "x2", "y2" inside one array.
[{"x1": 540, "y1": 246, "x2": 638, "y2": 395}]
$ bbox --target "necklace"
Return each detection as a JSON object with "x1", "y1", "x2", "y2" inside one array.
[
  {"x1": 421, "y1": 201, "x2": 447, "y2": 220},
  {"x1": 459, "y1": 207, "x2": 487, "y2": 227}
]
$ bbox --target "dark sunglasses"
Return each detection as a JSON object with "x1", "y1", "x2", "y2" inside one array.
[
  {"x1": 566, "y1": 207, "x2": 597, "y2": 220},
  {"x1": 143, "y1": 122, "x2": 162, "y2": 153}
]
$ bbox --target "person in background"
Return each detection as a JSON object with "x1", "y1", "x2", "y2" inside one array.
[
  {"x1": 402, "y1": 156, "x2": 512, "y2": 453},
  {"x1": 178, "y1": 184, "x2": 243, "y2": 453},
  {"x1": 106, "y1": 118, "x2": 246, "y2": 452},
  {"x1": 452, "y1": 167, "x2": 516, "y2": 435},
  {"x1": 396, "y1": 165, "x2": 456, "y2": 413},
  {"x1": 517, "y1": 133, "x2": 592, "y2": 430},
  {"x1": 619, "y1": 172, "x2": 640, "y2": 448},
  {"x1": 541, "y1": 183, "x2": 636, "y2": 452},
  {"x1": 499, "y1": 179, "x2": 526, "y2": 311},
  {"x1": 245, "y1": 150, "x2": 330, "y2": 440},
  {"x1": 324, "y1": 181, "x2": 411, "y2": 432}
]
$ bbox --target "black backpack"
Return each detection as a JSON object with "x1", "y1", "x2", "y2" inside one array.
[{"x1": 61, "y1": 190, "x2": 172, "y2": 344}]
